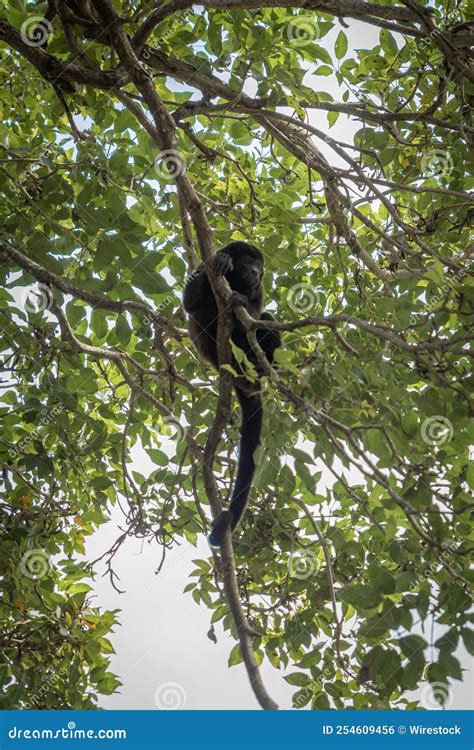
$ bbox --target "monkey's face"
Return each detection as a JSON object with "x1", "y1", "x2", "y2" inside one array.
[{"x1": 230, "y1": 254, "x2": 263, "y2": 299}]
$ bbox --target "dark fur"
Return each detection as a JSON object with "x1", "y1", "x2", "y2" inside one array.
[{"x1": 182, "y1": 241, "x2": 281, "y2": 546}]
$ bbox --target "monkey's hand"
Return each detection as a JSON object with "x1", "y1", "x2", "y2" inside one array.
[
  {"x1": 212, "y1": 252, "x2": 233, "y2": 276},
  {"x1": 208, "y1": 509, "x2": 234, "y2": 548},
  {"x1": 227, "y1": 291, "x2": 248, "y2": 310}
]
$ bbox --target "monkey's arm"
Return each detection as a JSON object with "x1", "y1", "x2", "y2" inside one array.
[
  {"x1": 182, "y1": 251, "x2": 234, "y2": 313},
  {"x1": 182, "y1": 267, "x2": 212, "y2": 313}
]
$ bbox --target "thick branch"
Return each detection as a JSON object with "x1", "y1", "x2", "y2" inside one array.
[
  {"x1": 132, "y1": 0, "x2": 424, "y2": 53},
  {"x1": 249, "y1": 312, "x2": 473, "y2": 356},
  {"x1": 0, "y1": 18, "x2": 121, "y2": 90}
]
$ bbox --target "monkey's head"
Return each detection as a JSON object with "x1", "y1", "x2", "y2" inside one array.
[{"x1": 222, "y1": 241, "x2": 264, "y2": 300}]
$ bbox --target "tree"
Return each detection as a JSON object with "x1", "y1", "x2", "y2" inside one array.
[{"x1": 0, "y1": 0, "x2": 472, "y2": 710}]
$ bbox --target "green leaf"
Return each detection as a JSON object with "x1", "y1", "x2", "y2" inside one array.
[
  {"x1": 402, "y1": 654, "x2": 425, "y2": 689},
  {"x1": 115, "y1": 315, "x2": 131, "y2": 345},
  {"x1": 285, "y1": 672, "x2": 311, "y2": 687},
  {"x1": 399, "y1": 635, "x2": 427, "y2": 659},
  {"x1": 91, "y1": 310, "x2": 108, "y2": 339},
  {"x1": 228, "y1": 644, "x2": 243, "y2": 667},
  {"x1": 368, "y1": 563, "x2": 396, "y2": 594},
  {"x1": 335, "y1": 31, "x2": 348, "y2": 59},
  {"x1": 401, "y1": 412, "x2": 419, "y2": 437},
  {"x1": 327, "y1": 111, "x2": 339, "y2": 127},
  {"x1": 339, "y1": 584, "x2": 382, "y2": 610},
  {"x1": 438, "y1": 651, "x2": 462, "y2": 680},
  {"x1": 380, "y1": 29, "x2": 398, "y2": 56},
  {"x1": 461, "y1": 628, "x2": 474, "y2": 656}
]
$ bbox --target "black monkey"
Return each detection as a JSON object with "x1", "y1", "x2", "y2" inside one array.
[{"x1": 182, "y1": 241, "x2": 281, "y2": 547}]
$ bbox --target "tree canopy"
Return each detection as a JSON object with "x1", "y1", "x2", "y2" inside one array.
[{"x1": 0, "y1": 0, "x2": 472, "y2": 710}]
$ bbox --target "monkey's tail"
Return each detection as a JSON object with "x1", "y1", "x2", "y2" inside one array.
[{"x1": 208, "y1": 387, "x2": 262, "y2": 547}]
